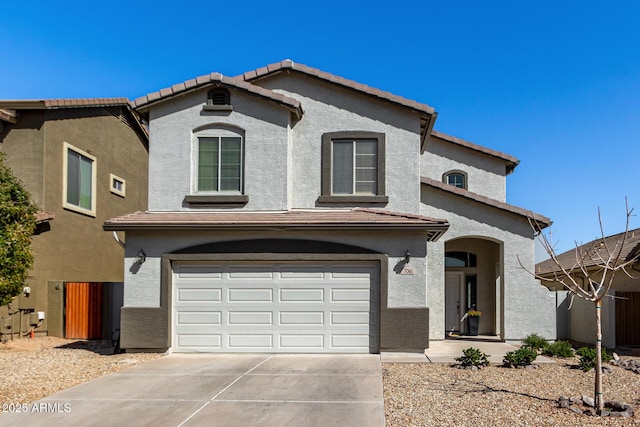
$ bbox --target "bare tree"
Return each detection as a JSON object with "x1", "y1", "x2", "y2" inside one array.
[{"x1": 520, "y1": 200, "x2": 638, "y2": 414}]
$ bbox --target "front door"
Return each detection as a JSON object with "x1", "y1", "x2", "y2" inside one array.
[{"x1": 445, "y1": 272, "x2": 464, "y2": 334}]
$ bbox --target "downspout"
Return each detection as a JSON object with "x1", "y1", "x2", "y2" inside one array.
[{"x1": 112, "y1": 231, "x2": 125, "y2": 249}]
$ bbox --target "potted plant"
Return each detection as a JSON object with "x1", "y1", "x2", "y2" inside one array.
[{"x1": 465, "y1": 309, "x2": 481, "y2": 336}]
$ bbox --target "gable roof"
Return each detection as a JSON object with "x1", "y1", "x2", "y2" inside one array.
[
  {"x1": 239, "y1": 60, "x2": 436, "y2": 115},
  {"x1": 420, "y1": 176, "x2": 551, "y2": 227},
  {"x1": 536, "y1": 227, "x2": 640, "y2": 275},
  {"x1": 238, "y1": 59, "x2": 438, "y2": 148},
  {"x1": 0, "y1": 98, "x2": 148, "y2": 140},
  {"x1": 132, "y1": 72, "x2": 303, "y2": 120},
  {"x1": 430, "y1": 130, "x2": 520, "y2": 174},
  {"x1": 104, "y1": 208, "x2": 450, "y2": 241}
]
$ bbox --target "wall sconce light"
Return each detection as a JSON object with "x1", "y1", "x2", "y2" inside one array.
[
  {"x1": 23, "y1": 286, "x2": 31, "y2": 297},
  {"x1": 136, "y1": 249, "x2": 146, "y2": 264},
  {"x1": 404, "y1": 250, "x2": 411, "y2": 264}
]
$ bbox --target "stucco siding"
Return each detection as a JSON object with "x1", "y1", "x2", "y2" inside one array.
[
  {"x1": 122, "y1": 230, "x2": 429, "y2": 310},
  {"x1": 147, "y1": 89, "x2": 291, "y2": 212},
  {"x1": 421, "y1": 186, "x2": 556, "y2": 341},
  {"x1": 254, "y1": 74, "x2": 422, "y2": 214},
  {"x1": 421, "y1": 135, "x2": 507, "y2": 202}
]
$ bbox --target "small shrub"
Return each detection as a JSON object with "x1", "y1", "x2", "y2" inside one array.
[
  {"x1": 503, "y1": 347, "x2": 538, "y2": 367},
  {"x1": 522, "y1": 333, "x2": 549, "y2": 351},
  {"x1": 454, "y1": 347, "x2": 490, "y2": 367},
  {"x1": 576, "y1": 347, "x2": 612, "y2": 371},
  {"x1": 543, "y1": 341, "x2": 574, "y2": 358}
]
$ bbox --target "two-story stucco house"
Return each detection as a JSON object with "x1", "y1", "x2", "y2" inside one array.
[
  {"x1": 0, "y1": 99, "x2": 148, "y2": 340},
  {"x1": 104, "y1": 60, "x2": 555, "y2": 353}
]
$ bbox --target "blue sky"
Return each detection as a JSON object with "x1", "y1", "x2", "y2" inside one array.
[{"x1": 2, "y1": 1, "x2": 639, "y2": 259}]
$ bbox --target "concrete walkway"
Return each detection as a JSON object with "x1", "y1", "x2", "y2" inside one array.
[{"x1": 0, "y1": 354, "x2": 384, "y2": 427}]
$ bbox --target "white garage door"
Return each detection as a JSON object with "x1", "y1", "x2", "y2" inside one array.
[{"x1": 172, "y1": 262, "x2": 378, "y2": 353}]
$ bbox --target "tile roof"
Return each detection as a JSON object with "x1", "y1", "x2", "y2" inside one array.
[
  {"x1": 420, "y1": 176, "x2": 551, "y2": 227},
  {"x1": 104, "y1": 208, "x2": 450, "y2": 241},
  {"x1": 0, "y1": 98, "x2": 148, "y2": 140},
  {"x1": 0, "y1": 98, "x2": 132, "y2": 110},
  {"x1": 430, "y1": 130, "x2": 520, "y2": 173},
  {"x1": 0, "y1": 108, "x2": 17, "y2": 123},
  {"x1": 131, "y1": 73, "x2": 303, "y2": 119},
  {"x1": 238, "y1": 59, "x2": 436, "y2": 116},
  {"x1": 536, "y1": 227, "x2": 640, "y2": 275}
]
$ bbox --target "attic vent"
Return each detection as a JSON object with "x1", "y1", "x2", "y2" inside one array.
[{"x1": 207, "y1": 88, "x2": 230, "y2": 106}]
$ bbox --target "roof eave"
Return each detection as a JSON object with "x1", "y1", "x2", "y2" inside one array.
[{"x1": 103, "y1": 222, "x2": 450, "y2": 234}]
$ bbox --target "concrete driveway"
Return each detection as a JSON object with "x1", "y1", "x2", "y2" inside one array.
[{"x1": 0, "y1": 354, "x2": 384, "y2": 427}]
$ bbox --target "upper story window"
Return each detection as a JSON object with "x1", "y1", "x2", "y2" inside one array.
[
  {"x1": 63, "y1": 142, "x2": 97, "y2": 216},
  {"x1": 110, "y1": 173, "x2": 126, "y2": 197},
  {"x1": 319, "y1": 131, "x2": 388, "y2": 204},
  {"x1": 443, "y1": 170, "x2": 467, "y2": 189},
  {"x1": 197, "y1": 136, "x2": 242, "y2": 192}
]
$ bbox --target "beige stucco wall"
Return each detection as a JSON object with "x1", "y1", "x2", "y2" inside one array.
[{"x1": 0, "y1": 108, "x2": 148, "y2": 336}]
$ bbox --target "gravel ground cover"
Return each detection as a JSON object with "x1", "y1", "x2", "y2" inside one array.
[
  {"x1": 0, "y1": 337, "x2": 161, "y2": 410},
  {"x1": 2, "y1": 337, "x2": 639, "y2": 426},
  {"x1": 383, "y1": 359, "x2": 640, "y2": 426}
]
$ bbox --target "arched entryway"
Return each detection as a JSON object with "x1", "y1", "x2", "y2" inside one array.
[{"x1": 444, "y1": 237, "x2": 503, "y2": 338}]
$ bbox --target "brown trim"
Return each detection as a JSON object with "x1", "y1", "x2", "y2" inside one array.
[
  {"x1": 442, "y1": 170, "x2": 468, "y2": 190},
  {"x1": 320, "y1": 131, "x2": 386, "y2": 203},
  {"x1": 421, "y1": 176, "x2": 551, "y2": 228},
  {"x1": 317, "y1": 195, "x2": 389, "y2": 204},
  {"x1": 430, "y1": 130, "x2": 520, "y2": 174},
  {"x1": 183, "y1": 194, "x2": 249, "y2": 206}
]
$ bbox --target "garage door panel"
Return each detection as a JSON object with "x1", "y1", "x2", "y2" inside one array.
[
  {"x1": 178, "y1": 334, "x2": 222, "y2": 348},
  {"x1": 228, "y1": 311, "x2": 273, "y2": 325},
  {"x1": 331, "y1": 335, "x2": 370, "y2": 348},
  {"x1": 331, "y1": 288, "x2": 370, "y2": 302},
  {"x1": 280, "y1": 288, "x2": 324, "y2": 302},
  {"x1": 280, "y1": 334, "x2": 324, "y2": 349},
  {"x1": 177, "y1": 311, "x2": 222, "y2": 325},
  {"x1": 229, "y1": 334, "x2": 273, "y2": 348},
  {"x1": 280, "y1": 311, "x2": 324, "y2": 325},
  {"x1": 228, "y1": 288, "x2": 273, "y2": 302},
  {"x1": 177, "y1": 288, "x2": 222, "y2": 302},
  {"x1": 173, "y1": 262, "x2": 377, "y2": 353},
  {"x1": 331, "y1": 312, "x2": 369, "y2": 325},
  {"x1": 280, "y1": 267, "x2": 325, "y2": 279},
  {"x1": 176, "y1": 266, "x2": 222, "y2": 278},
  {"x1": 228, "y1": 266, "x2": 274, "y2": 279}
]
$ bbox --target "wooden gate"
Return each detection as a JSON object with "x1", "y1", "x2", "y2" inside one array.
[
  {"x1": 65, "y1": 282, "x2": 103, "y2": 339},
  {"x1": 616, "y1": 291, "x2": 640, "y2": 346}
]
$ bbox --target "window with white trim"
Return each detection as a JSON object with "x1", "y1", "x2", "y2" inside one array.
[
  {"x1": 63, "y1": 142, "x2": 97, "y2": 216},
  {"x1": 196, "y1": 134, "x2": 243, "y2": 193}
]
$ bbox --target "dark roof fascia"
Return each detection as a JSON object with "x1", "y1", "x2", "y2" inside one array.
[
  {"x1": 421, "y1": 176, "x2": 551, "y2": 228},
  {"x1": 0, "y1": 99, "x2": 149, "y2": 142},
  {"x1": 429, "y1": 130, "x2": 520, "y2": 174},
  {"x1": 132, "y1": 74, "x2": 303, "y2": 121}
]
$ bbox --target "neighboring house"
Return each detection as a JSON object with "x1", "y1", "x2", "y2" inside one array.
[
  {"x1": 537, "y1": 229, "x2": 640, "y2": 348},
  {"x1": 104, "y1": 60, "x2": 555, "y2": 353},
  {"x1": 0, "y1": 99, "x2": 148, "y2": 340}
]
